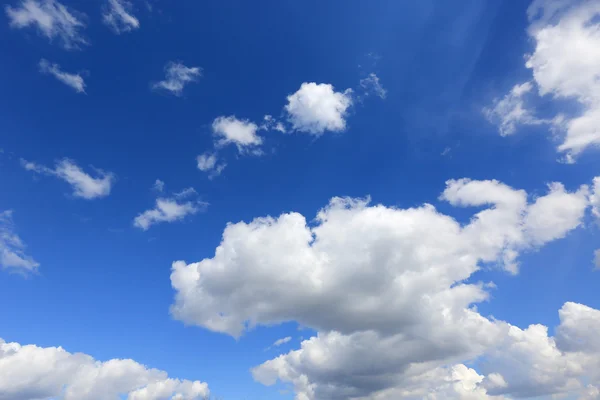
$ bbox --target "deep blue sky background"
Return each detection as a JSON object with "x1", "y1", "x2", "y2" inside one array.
[{"x1": 1, "y1": 1, "x2": 599, "y2": 398}]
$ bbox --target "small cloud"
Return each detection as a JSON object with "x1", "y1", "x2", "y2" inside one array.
[
  {"x1": 22, "y1": 158, "x2": 114, "y2": 199},
  {"x1": 5, "y1": 0, "x2": 87, "y2": 50},
  {"x1": 594, "y1": 250, "x2": 600, "y2": 271},
  {"x1": 273, "y1": 336, "x2": 292, "y2": 347},
  {"x1": 134, "y1": 186, "x2": 207, "y2": 230},
  {"x1": 212, "y1": 116, "x2": 262, "y2": 153},
  {"x1": 360, "y1": 73, "x2": 387, "y2": 99},
  {"x1": 0, "y1": 210, "x2": 39, "y2": 274},
  {"x1": 152, "y1": 62, "x2": 201, "y2": 96},
  {"x1": 197, "y1": 152, "x2": 226, "y2": 179},
  {"x1": 261, "y1": 115, "x2": 287, "y2": 133},
  {"x1": 285, "y1": 82, "x2": 353, "y2": 135},
  {"x1": 153, "y1": 179, "x2": 165, "y2": 192},
  {"x1": 39, "y1": 59, "x2": 85, "y2": 93},
  {"x1": 102, "y1": 0, "x2": 139, "y2": 34},
  {"x1": 441, "y1": 147, "x2": 451, "y2": 156}
]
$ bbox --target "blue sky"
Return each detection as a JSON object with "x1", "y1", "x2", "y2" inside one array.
[{"x1": 1, "y1": 0, "x2": 600, "y2": 399}]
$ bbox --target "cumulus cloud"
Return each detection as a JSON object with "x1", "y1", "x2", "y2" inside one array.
[
  {"x1": 134, "y1": 187, "x2": 206, "y2": 231},
  {"x1": 5, "y1": 0, "x2": 87, "y2": 49},
  {"x1": 285, "y1": 82, "x2": 353, "y2": 135},
  {"x1": 212, "y1": 116, "x2": 262, "y2": 153},
  {"x1": 196, "y1": 152, "x2": 226, "y2": 179},
  {"x1": 169, "y1": 176, "x2": 599, "y2": 399},
  {"x1": 102, "y1": 0, "x2": 139, "y2": 34},
  {"x1": 488, "y1": 0, "x2": 600, "y2": 161},
  {"x1": 39, "y1": 58, "x2": 85, "y2": 93},
  {"x1": 152, "y1": 62, "x2": 201, "y2": 96},
  {"x1": 0, "y1": 336, "x2": 209, "y2": 400},
  {"x1": 360, "y1": 73, "x2": 387, "y2": 99},
  {"x1": 22, "y1": 158, "x2": 114, "y2": 199},
  {"x1": 0, "y1": 210, "x2": 39, "y2": 274}
]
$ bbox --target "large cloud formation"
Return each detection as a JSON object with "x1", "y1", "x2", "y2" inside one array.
[
  {"x1": 170, "y1": 177, "x2": 599, "y2": 399},
  {"x1": 0, "y1": 337, "x2": 209, "y2": 400}
]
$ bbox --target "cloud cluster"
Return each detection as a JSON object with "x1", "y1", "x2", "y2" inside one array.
[
  {"x1": 103, "y1": 0, "x2": 139, "y2": 34},
  {"x1": 5, "y1": 0, "x2": 87, "y2": 50},
  {"x1": 152, "y1": 62, "x2": 202, "y2": 96},
  {"x1": 39, "y1": 58, "x2": 85, "y2": 93},
  {"x1": 134, "y1": 186, "x2": 207, "y2": 231},
  {"x1": 285, "y1": 82, "x2": 353, "y2": 135},
  {"x1": 170, "y1": 176, "x2": 598, "y2": 399},
  {"x1": 22, "y1": 158, "x2": 114, "y2": 199},
  {"x1": 0, "y1": 210, "x2": 39, "y2": 274},
  {"x1": 0, "y1": 337, "x2": 209, "y2": 400},
  {"x1": 487, "y1": 0, "x2": 600, "y2": 162}
]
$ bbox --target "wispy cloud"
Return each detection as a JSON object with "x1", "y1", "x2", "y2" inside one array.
[
  {"x1": 153, "y1": 179, "x2": 165, "y2": 192},
  {"x1": 39, "y1": 59, "x2": 85, "y2": 93},
  {"x1": 152, "y1": 62, "x2": 202, "y2": 96},
  {"x1": 360, "y1": 73, "x2": 387, "y2": 99},
  {"x1": 273, "y1": 336, "x2": 291, "y2": 347},
  {"x1": 22, "y1": 158, "x2": 114, "y2": 199},
  {"x1": 0, "y1": 210, "x2": 39, "y2": 274},
  {"x1": 102, "y1": 0, "x2": 139, "y2": 34},
  {"x1": 134, "y1": 185, "x2": 207, "y2": 230},
  {"x1": 5, "y1": 0, "x2": 87, "y2": 50}
]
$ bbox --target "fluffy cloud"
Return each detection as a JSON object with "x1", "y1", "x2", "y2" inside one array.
[
  {"x1": 152, "y1": 62, "x2": 202, "y2": 96},
  {"x1": 212, "y1": 116, "x2": 262, "y2": 152},
  {"x1": 196, "y1": 152, "x2": 226, "y2": 179},
  {"x1": 5, "y1": 0, "x2": 87, "y2": 50},
  {"x1": 103, "y1": 0, "x2": 139, "y2": 34},
  {"x1": 285, "y1": 82, "x2": 353, "y2": 135},
  {"x1": 134, "y1": 187, "x2": 206, "y2": 230},
  {"x1": 0, "y1": 337, "x2": 209, "y2": 400},
  {"x1": 170, "y1": 176, "x2": 599, "y2": 399},
  {"x1": 0, "y1": 210, "x2": 39, "y2": 274},
  {"x1": 22, "y1": 158, "x2": 114, "y2": 199},
  {"x1": 488, "y1": 0, "x2": 600, "y2": 161},
  {"x1": 360, "y1": 73, "x2": 387, "y2": 99},
  {"x1": 39, "y1": 58, "x2": 85, "y2": 93}
]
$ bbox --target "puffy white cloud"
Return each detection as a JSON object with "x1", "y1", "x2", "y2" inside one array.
[
  {"x1": 103, "y1": 0, "x2": 139, "y2": 34},
  {"x1": 134, "y1": 187, "x2": 206, "y2": 231},
  {"x1": 272, "y1": 337, "x2": 292, "y2": 347},
  {"x1": 152, "y1": 62, "x2": 201, "y2": 96},
  {"x1": 360, "y1": 73, "x2": 387, "y2": 99},
  {"x1": 212, "y1": 116, "x2": 262, "y2": 152},
  {"x1": 285, "y1": 82, "x2": 353, "y2": 135},
  {"x1": 170, "y1": 176, "x2": 599, "y2": 400},
  {"x1": 23, "y1": 158, "x2": 114, "y2": 199},
  {"x1": 5, "y1": 0, "x2": 87, "y2": 50},
  {"x1": 489, "y1": 0, "x2": 600, "y2": 161},
  {"x1": 0, "y1": 210, "x2": 39, "y2": 273},
  {"x1": 39, "y1": 58, "x2": 85, "y2": 93},
  {"x1": 483, "y1": 82, "x2": 547, "y2": 136},
  {"x1": 0, "y1": 337, "x2": 209, "y2": 400}
]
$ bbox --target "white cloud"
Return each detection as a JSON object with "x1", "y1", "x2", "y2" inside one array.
[
  {"x1": 170, "y1": 176, "x2": 599, "y2": 400},
  {"x1": 0, "y1": 336, "x2": 209, "y2": 400},
  {"x1": 196, "y1": 152, "x2": 226, "y2": 179},
  {"x1": 212, "y1": 116, "x2": 262, "y2": 152},
  {"x1": 272, "y1": 337, "x2": 292, "y2": 347},
  {"x1": 591, "y1": 177, "x2": 600, "y2": 220},
  {"x1": 39, "y1": 59, "x2": 85, "y2": 93},
  {"x1": 285, "y1": 82, "x2": 353, "y2": 135},
  {"x1": 483, "y1": 82, "x2": 547, "y2": 136},
  {"x1": 152, "y1": 62, "x2": 201, "y2": 96},
  {"x1": 0, "y1": 210, "x2": 39, "y2": 273},
  {"x1": 103, "y1": 0, "x2": 139, "y2": 34},
  {"x1": 489, "y1": 0, "x2": 600, "y2": 161},
  {"x1": 152, "y1": 179, "x2": 164, "y2": 192},
  {"x1": 23, "y1": 158, "x2": 114, "y2": 199},
  {"x1": 360, "y1": 73, "x2": 387, "y2": 99},
  {"x1": 134, "y1": 188, "x2": 206, "y2": 231},
  {"x1": 261, "y1": 115, "x2": 287, "y2": 133},
  {"x1": 5, "y1": 0, "x2": 87, "y2": 50}
]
